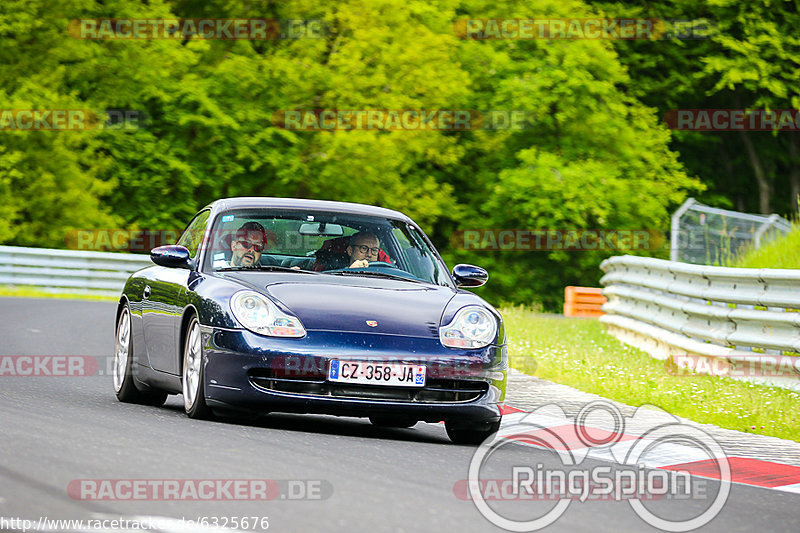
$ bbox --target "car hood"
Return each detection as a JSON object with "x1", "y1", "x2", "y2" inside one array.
[{"x1": 262, "y1": 279, "x2": 456, "y2": 337}]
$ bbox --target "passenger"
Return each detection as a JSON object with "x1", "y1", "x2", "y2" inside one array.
[
  {"x1": 346, "y1": 232, "x2": 381, "y2": 269},
  {"x1": 310, "y1": 231, "x2": 390, "y2": 271}
]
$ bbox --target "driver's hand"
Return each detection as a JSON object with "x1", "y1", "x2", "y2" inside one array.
[{"x1": 348, "y1": 259, "x2": 369, "y2": 269}]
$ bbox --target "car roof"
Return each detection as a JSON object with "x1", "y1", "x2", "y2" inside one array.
[{"x1": 206, "y1": 197, "x2": 411, "y2": 221}]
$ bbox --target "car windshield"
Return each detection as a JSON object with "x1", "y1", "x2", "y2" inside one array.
[{"x1": 203, "y1": 208, "x2": 452, "y2": 287}]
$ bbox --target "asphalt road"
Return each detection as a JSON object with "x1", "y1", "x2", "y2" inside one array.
[{"x1": 0, "y1": 297, "x2": 797, "y2": 533}]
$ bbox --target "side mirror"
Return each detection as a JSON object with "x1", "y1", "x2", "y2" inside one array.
[
  {"x1": 150, "y1": 245, "x2": 191, "y2": 269},
  {"x1": 452, "y1": 264, "x2": 488, "y2": 288}
]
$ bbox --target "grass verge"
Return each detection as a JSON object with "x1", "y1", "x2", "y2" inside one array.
[
  {"x1": 0, "y1": 285, "x2": 117, "y2": 302},
  {"x1": 731, "y1": 223, "x2": 800, "y2": 268},
  {"x1": 503, "y1": 306, "x2": 799, "y2": 442}
]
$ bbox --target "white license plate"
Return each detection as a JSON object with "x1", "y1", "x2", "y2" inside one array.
[{"x1": 327, "y1": 360, "x2": 426, "y2": 387}]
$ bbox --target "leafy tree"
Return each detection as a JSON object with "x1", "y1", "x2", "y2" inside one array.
[
  {"x1": 0, "y1": 0, "x2": 703, "y2": 310},
  {"x1": 588, "y1": 0, "x2": 800, "y2": 216},
  {"x1": 440, "y1": 0, "x2": 699, "y2": 308},
  {"x1": 0, "y1": 0, "x2": 123, "y2": 244}
]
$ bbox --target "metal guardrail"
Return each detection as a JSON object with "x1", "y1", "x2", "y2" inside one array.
[
  {"x1": 0, "y1": 245, "x2": 152, "y2": 297},
  {"x1": 600, "y1": 255, "x2": 800, "y2": 391}
]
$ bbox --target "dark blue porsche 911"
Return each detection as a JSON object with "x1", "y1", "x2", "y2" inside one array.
[{"x1": 113, "y1": 197, "x2": 507, "y2": 443}]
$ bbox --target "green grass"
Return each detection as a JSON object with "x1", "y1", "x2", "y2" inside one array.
[
  {"x1": 0, "y1": 285, "x2": 117, "y2": 302},
  {"x1": 732, "y1": 224, "x2": 800, "y2": 268},
  {"x1": 503, "y1": 307, "x2": 800, "y2": 442}
]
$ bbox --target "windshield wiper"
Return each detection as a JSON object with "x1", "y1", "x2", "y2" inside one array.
[
  {"x1": 217, "y1": 265, "x2": 319, "y2": 274},
  {"x1": 326, "y1": 270, "x2": 425, "y2": 283}
]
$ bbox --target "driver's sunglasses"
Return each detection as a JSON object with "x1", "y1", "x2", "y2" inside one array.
[
  {"x1": 355, "y1": 245, "x2": 380, "y2": 255},
  {"x1": 237, "y1": 240, "x2": 265, "y2": 252}
]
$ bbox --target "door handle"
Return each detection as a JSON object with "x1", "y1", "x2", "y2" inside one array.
[{"x1": 143, "y1": 285, "x2": 151, "y2": 299}]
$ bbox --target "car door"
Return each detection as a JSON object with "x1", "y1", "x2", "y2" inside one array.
[{"x1": 143, "y1": 210, "x2": 210, "y2": 375}]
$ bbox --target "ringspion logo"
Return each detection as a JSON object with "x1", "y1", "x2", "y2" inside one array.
[{"x1": 465, "y1": 402, "x2": 730, "y2": 531}]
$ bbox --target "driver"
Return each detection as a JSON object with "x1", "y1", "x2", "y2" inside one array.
[
  {"x1": 347, "y1": 232, "x2": 381, "y2": 269},
  {"x1": 229, "y1": 221, "x2": 268, "y2": 267}
]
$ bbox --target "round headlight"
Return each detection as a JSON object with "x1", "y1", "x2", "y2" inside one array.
[
  {"x1": 439, "y1": 306, "x2": 497, "y2": 349},
  {"x1": 230, "y1": 291, "x2": 306, "y2": 337}
]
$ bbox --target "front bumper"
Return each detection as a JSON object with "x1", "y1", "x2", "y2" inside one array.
[{"x1": 201, "y1": 327, "x2": 507, "y2": 424}]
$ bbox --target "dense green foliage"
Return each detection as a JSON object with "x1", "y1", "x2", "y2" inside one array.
[
  {"x1": 590, "y1": 0, "x2": 800, "y2": 216},
  {"x1": 2, "y1": 0, "x2": 788, "y2": 309}
]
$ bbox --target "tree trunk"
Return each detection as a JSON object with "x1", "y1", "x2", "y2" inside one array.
[
  {"x1": 719, "y1": 139, "x2": 744, "y2": 210},
  {"x1": 739, "y1": 131, "x2": 771, "y2": 214}
]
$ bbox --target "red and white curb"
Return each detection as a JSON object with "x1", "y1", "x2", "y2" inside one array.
[{"x1": 498, "y1": 405, "x2": 800, "y2": 495}]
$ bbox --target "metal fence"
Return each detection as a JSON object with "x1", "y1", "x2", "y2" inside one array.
[
  {"x1": 0, "y1": 245, "x2": 152, "y2": 297},
  {"x1": 600, "y1": 255, "x2": 800, "y2": 391},
  {"x1": 671, "y1": 198, "x2": 791, "y2": 265}
]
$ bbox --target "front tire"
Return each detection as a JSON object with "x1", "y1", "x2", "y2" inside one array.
[
  {"x1": 113, "y1": 303, "x2": 167, "y2": 406},
  {"x1": 182, "y1": 316, "x2": 213, "y2": 419},
  {"x1": 445, "y1": 419, "x2": 501, "y2": 445}
]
